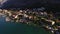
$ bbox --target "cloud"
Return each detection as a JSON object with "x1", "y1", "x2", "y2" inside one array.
[
  {"x1": 0, "y1": 0, "x2": 2, "y2": 2},
  {"x1": 0, "y1": 0, "x2": 8, "y2": 5}
]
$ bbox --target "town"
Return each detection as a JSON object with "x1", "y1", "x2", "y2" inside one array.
[{"x1": 0, "y1": 8, "x2": 60, "y2": 34}]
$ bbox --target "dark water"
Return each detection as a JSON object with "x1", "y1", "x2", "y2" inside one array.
[{"x1": 0, "y1": 16, "x2": 51, "y2": 34}]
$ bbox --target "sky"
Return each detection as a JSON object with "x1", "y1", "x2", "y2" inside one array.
[{"x1": 0, "y1": 0, "x2": 60, "y2": 9}]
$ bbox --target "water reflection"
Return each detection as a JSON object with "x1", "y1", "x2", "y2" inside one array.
[
  {"x1": 0, "y1": 12, "x2": 51, "y2": 34},
  {"x1": 0, "y1": 8, "x2": 60, "y2": 34},
  {"x1": 0, "y1": 16, "x2": 51, "y2": 34}
]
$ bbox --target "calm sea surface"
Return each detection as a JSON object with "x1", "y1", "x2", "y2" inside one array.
[{"x1": 0, "y1": 15, "x2": 51, "y2": 34}]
